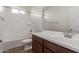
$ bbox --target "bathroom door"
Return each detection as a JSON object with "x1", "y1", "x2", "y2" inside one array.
[
  {"x1": 0, "y1": 17, "x2": 5, "y2": 41},
  {"x1": 0, "y1": 17, "x2": 3, "y2": 41},
  {"x1": 0, "y1": 7, "x2": 5, "y2": 41},
  {"x1": 0, "y1": 7, "x2": 5, "y2": 52}
]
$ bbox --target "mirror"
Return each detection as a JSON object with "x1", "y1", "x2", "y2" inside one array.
[{"x1": 43, "y1": 6, "x2": 79, "y2": 34}]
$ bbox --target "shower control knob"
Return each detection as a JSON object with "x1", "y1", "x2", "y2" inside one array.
[
  {"x1": 0, "y1": 16, "x2": 5, "y2": 21},
  {"x1": 0, "y1": 40, "x2": 2, "y2": 43},
  {"x1": 1, "y1": 18, "x2": 5, "y2": 21}
]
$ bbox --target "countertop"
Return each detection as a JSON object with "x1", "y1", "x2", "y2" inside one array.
[{"x1": 32, "y1": 30, "x2": 79, "y2": 52}]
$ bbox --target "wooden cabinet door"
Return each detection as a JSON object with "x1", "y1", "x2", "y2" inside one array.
[
  {"x1": 32, "y1": 39, "x2": 43, "y2": 53},
  {"x1": 44, "y1": 47, "x2": 55, "y2": 53},
  {"x1": 44, "y1": 40, "x2": 75, "y2": 53}
]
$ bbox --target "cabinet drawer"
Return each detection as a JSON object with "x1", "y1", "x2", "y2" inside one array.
[
  {"x1": 44, "y1": 40, "x2": 75, "y2": 53},
  {"x1": 32, "y1": 35, "x2": 43, "y2": 45}
]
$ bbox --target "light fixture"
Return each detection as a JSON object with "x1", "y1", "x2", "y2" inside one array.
[
  {"x1": 31, "y1": 12, "x2": 41, "y2": 17},
  {"x1": 20, "y1": 10, "x2": 25, "y2": 14},
  {"x1": 12, "y1": 8, "x2": 19, "y2": 14}
]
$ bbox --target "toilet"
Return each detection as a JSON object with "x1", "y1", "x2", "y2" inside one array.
[{"x1": 22, "y1": 39, "x2": 32, "y2": 50}]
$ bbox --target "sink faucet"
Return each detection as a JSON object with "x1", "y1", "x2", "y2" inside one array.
[{"x1": 64, "y1": 29, "x2": 72, "y2": 38}]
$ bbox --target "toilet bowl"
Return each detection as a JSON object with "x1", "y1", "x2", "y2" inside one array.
[{"x1": 22, "y1": 39, "x2": 32, "y2": 50}]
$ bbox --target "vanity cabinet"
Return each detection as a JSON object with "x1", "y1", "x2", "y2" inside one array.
[
  {"x1": 32, "y1": 35, "x2": 76, "y2": 53},
  {"x1": 32, "y1": 35, "x2": 43, "y2": 53}
]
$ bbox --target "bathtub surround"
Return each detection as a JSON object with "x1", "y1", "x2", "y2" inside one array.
[
  {"x1": 3, "y1": 7, "x2": 31, "y2": 42},
  {"x1": 0, "y1": 7, "x2": 32, "y2": 51}
]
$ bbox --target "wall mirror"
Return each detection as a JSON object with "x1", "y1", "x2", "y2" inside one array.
[{"x1": 43, "y1": 6, "x2": 79, "y2": 34}]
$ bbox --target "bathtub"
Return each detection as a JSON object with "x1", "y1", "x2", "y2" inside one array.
[{"x1": 0, "y1": 35, "x2": 32, "y2": 52}]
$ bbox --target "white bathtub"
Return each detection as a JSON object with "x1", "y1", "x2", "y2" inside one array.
[
  {"x1": 0, "y1": 35, "x2": 32, "y2": 52},
  {"x1": 2, "y1": 39, "x2": 24, "y2": 51}
]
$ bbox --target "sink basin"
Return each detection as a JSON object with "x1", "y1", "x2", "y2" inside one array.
[
  {"x1": 73, "y1": 35, "x2": 79, "y2": 38},
  {"x1": 41, "y1": 31, "x2": 63, "y2": 37},
  {"x1": 72, "y1": 34, "x2": 79, "y2": 40},
  {"x1": 37, "y1": 31, "x2": 79, "y2": 40},
  {"x1": 64, "y1": 35, "x2": 79, "y2": 40},
  {"x1": 42, "y1": 31, "x2": 63, "y2": 35}
]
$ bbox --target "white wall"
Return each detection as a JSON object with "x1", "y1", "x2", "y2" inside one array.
[
  {"x1": 30, "y1": 7, "x2": 43, "y2": 32},
  {"x1": 31, "y1": 16, "x2": 42, "y2": 32},
  {"x1": 43, "y1": 6, "x2": 79, "y2": 33},
  {"x1": 70, "y1": 7, "x2": 79, "y2": 33},
  {"x1": 43, "y1": 7, "x2": 71, "y2": 32}
]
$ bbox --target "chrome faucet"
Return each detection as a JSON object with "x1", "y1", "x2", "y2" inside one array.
[{"x1": 64, "y1": 29, "x2": 72, "y2": 38}]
